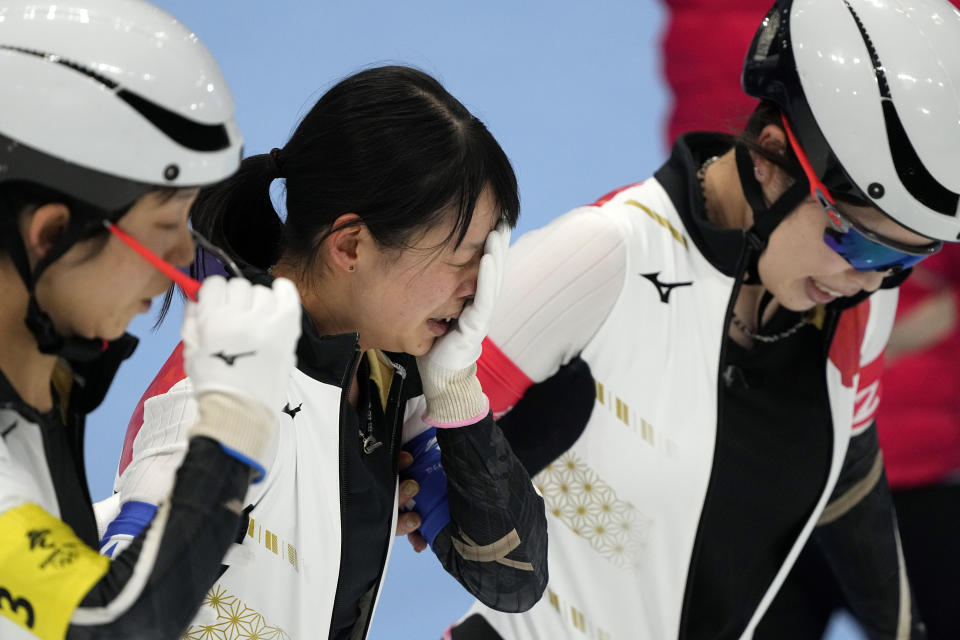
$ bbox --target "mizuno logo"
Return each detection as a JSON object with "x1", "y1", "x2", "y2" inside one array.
[
  {"x1": 282, "y1": 403, "x2": 302, "y2": 419},
  {"x1": 640, "y1": 272, "x2": 693, "y2": 303},
  {"x1": 211, "y1": 350, "x2": 256, "y2": 366}
]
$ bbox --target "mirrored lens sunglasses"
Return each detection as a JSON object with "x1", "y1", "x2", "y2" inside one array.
[{"x1": 779, "y1": 114, "x2": 940, "y2": 272}]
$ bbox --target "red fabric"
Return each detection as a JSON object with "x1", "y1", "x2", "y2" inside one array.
[
  {"x1": 661, "y1": 0, "x2": 772, "y2": 147},
  {"x1": 828, "y1": 300, "x2": 870, "y2": 389},
  {"x1": 590, "y1": 182, "x2": 644, "y2": 207},
  {"x1": 118, "y1": 342, "x2": 187, "y2": 476},
  {"x1": 852, "y1": 354, "x2": 884, "y2": 431},
  {"x1": 477, "y1": 338, "x2": 534, "y2": 419},
  {"x1": 876, "y1": 248, "x2": 960, "y2": 487}
]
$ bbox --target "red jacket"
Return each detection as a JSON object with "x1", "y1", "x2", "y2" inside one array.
[{"x1": 875, "y1": 247, "x2": 960, "y2": 488}]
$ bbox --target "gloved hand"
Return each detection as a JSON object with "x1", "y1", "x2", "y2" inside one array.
[
  {"x1": 181, "y1": 275, "x2": 302, "y2": 479},
  {"x1": 417, "y1": 223, "x2": 510, "y2": 427},
  {"x1": 399, "y1": 427, "x2": 451, "y2": 547}
]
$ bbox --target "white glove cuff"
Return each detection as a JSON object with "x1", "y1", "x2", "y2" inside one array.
[
  {"x1": 419, "y1": 362, "x2": 490, "y2": 428},
  {"x1": 188, "y1": 391, "x2": 277, "y2": 482}
]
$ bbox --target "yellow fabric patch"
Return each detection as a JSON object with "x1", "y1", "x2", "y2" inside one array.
[
  {"x1": 366, "y1": 350, "x2": 395, "y2": 412},
  {"x1": 805, "y1": 304, "x2": 827, "y2": 330},
  {"x1": 50, "y1": 362, "x2": 73, "y2": 425},
  {"x1": 0, "y1": 503, "x2": 109, "y2": 639}
]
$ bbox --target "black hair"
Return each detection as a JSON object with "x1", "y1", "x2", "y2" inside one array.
[
  {"x1": 190, "y1": 65, "x2": 520, "y2": 279},
  {"x1": 736, "y1": 100, "x2": 869, "y2": 207},
  {"x1": 736, "y1": 100, "x2": 802, "y2": 179}
]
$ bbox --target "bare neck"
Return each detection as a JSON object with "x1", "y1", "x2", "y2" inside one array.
[
  {"x1": 700, "y1": 150, "x2": 754, "y2": 233},
  {"x1": 0, "y1": 258, "x2": 57, "y2": 412},
  {"x1": 271, "y1": 259, "x2": 351, "y2": 339},
  {"x1": 271, "y1": 260, "x2": 362, "y2": 407}
]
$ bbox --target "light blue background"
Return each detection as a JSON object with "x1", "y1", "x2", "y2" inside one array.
[{"x1": 83, "y1": 2, "x2": 865, "y2": 638}]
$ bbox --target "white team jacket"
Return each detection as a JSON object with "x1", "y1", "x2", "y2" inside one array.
[
  {"x1": 100, "y1": 349, "x2": 418, "y2": 640},
  {"x1": 468, "y1": 171, "x2": 898, "y2": 639}
]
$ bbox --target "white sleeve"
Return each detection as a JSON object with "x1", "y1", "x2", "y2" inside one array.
[
  {"x1": 489, "y1": 206, "x2": 628, "y2": 382},
  {"x1": 401, "y1": 396, "x2": 430, "y2": 444},
  {"x1": 115, "y1": 380, "x2": 197, "y2": 506},
  {"x1": 850, "y1": 287, "x2": 899, "y2": 435},
  {"x1": 0, "y1": 428, "x2": 46, "y2": 516},
  {"x1": 861, "y1": 287, "x2": 898, "y2": 367}
]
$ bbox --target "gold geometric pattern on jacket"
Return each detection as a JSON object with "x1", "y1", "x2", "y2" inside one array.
[
  {"x1": 534, "y1": 451, "x2": 652, "y2": 570},
  {"x1": 183, "y1": 583, "x2": 289, "y2": 640}
]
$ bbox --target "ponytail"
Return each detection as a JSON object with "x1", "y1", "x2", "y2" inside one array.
[{"x1": 191, "y1": 153, "x2": 284, "y2": 272}]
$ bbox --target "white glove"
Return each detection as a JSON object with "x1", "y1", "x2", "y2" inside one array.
[
  {"x1": 417, "y1": 223, "x2": 510, "y2": 427},
  {"x1": 181, "y1": 276, "x2": 302, "y2": 477}
]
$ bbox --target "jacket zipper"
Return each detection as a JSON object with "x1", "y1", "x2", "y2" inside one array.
[
  {"x1": 678, "y1": 245, "x2": 849, "y2": 638},
  {"x1": 678, "y1": 241, "x2": 753, "y2": 640},
  {"x1": 337, "y1": 340, "x2": 362, "y2": 512},
  {"x1": 353, "y1": 357, "x2": 407, "y2": 640}
]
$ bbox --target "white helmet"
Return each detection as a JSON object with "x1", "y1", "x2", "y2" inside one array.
[
  {"x1": 743, "y1": 0, "x2": 960, "y2": 242},
  {"x1": 0, "y1": 0, "x2": 242, "y2": 212}
]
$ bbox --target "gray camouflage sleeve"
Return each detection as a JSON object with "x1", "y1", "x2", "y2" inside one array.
[{"x1": 430, "y1": 412, "x2": 548, "y2": 613}]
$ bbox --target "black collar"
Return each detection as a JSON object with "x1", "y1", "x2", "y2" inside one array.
[
  {"x1": 244, "y1": 267, "x2": 359, "y2": 389},
  {"x1": 654, "y1": 132, "x2": 746, "y2": 277},
  {"x1": 243, "y1": 267, "x2": 421, "y2": 394},
  {"x1": 653, "y1": 132, "x2": 909, "y2": 300},
  {"x1": 0, "y1": 332, "x2": 138, "y2": 421}
]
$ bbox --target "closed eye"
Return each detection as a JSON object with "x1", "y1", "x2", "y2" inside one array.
[{"x1": 156, "y1": 223, "x2": 182, "y2": 232}]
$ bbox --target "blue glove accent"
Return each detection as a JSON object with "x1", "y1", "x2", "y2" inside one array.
[
  {"x1": 99, "y1": 500, "x2": 158, "y2": 551},
  {"x1": 401, "y1": 427, "x2": 451, "y2": 546},
  {"x1": 218, "y1": 442, "x2": 266, "y2": 483}
]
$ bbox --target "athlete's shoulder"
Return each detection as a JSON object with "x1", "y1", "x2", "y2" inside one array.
[
  {"x1": 578, "y1": 178, "x2": 685, "y2": 246},
  {"x1": 118, "y1": 343, "x2": 190, "y2": 478}
]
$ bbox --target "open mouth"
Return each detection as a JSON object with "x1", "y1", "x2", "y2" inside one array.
[
  {"x1": 812, "y1": 280, "x2": 845, "y2": 298},
  {"x1": 807, "y1": 278, "x2": 857, "y2": 304},
  {"x1": 426, "y1": 316, "x2": 458, "y2": 337}
]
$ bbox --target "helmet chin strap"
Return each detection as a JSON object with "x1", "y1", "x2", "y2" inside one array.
[
  {"x1": 4, "y1": 202, "x2": 117, "y2": 363},
  {"x1": 735, "y1": 143, "x2": 811, "y2": 284}
]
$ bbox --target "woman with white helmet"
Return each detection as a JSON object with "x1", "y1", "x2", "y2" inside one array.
[
  {"x1": 0, "y1": 1, "x2": 302, "y2": 639},
  {"x1": 444, "y1": 0, "x2": 960, "y2": 638}
]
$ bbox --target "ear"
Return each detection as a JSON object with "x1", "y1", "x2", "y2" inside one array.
[
  {"x1": 23, "y1": 203, "x2": 71, "y2": 263},
  {"x1": 325, "y1": 213, "x2": 365, "y2": 274},
  {"x1": 749, "y1": 124, "x2": 790, "y2": 201}
]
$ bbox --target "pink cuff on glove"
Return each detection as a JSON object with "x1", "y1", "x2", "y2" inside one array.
[{"x1": 421, "y1": 396, "x2": 490, "y2": 429}]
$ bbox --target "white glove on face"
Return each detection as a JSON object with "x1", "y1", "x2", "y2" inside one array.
[
  {"x1": 417, "y1": 223, "x2": 511, "y2": 427},
  {"x1": 181, "y1": 275, "x2": 302, "y2": 478}
]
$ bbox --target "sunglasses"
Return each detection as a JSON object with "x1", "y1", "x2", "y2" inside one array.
[
  {"x1": 779, "y1": 114, "x2": 940, "y2": 272},
  {"x1": 103, "y1": 220, "x2": 243, "y2": 301}
]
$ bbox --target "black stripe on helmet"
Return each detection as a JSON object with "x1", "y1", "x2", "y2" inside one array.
[
  {"x1": 842, "y1": 1, "x2": 959, "y2": 218},
  {"x1": 0, "y1": 45, "x2": 231, "y2": 153}
]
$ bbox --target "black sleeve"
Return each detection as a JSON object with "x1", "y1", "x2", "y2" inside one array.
[
  {"x1": 496, "y1": 356, "x2": 595, "y2": 477},
  {"x1": 812, "y1": 424, "x2": 926, "y2": 640},
  {"x1": 430, "y1": 414, "x2": 549, "y2": 613},
  {"x1": 66, "y1": 436, "x2": 251, "y2": 639}
]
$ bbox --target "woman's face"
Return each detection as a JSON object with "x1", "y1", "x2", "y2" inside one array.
[
  {"x1": 33, "y1": 190, "x2": 196, "y2": 340},
  {"x1": 758, "y1": 184, "x2": 931, "y2": 312},
  {"x1": 351, "y1": 186, "x2": 500, "y2": 355}
]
